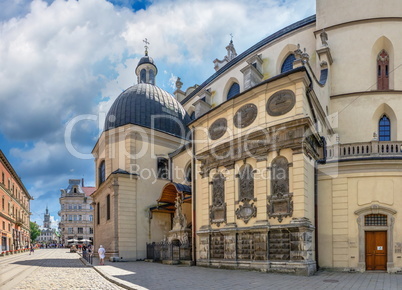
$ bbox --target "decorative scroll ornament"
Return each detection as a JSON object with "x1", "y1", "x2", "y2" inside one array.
[
  {"x1": 208, "y1": 118, "x2": 227, "y2": 140},
  {"x1": 233, "y1": 103, "x2": 258, "y2": 128},
  {"x1": 235, "y1": 198, "x2": 257, "y2": 224},
  {"x1": 266, "y1": 90, "x2": 295, "y2": 117}
]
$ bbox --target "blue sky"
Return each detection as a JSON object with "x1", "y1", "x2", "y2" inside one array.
[{"x1": 0, "y1": 0, "x2": 315, "y2": 226}]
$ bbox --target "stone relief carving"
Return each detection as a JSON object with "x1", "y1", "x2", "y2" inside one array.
[
  {"x1": 266, "y1": 90, "x2": 295, "y2": 117},
  {"x1": 172, "y1": 195, "x2": 187, "y2": 231},
  {"x1": 209, "y1": 173, "x2": 227, "y2": 226},
  {"x1": 238, "y1": 164, "x2": 254, "y2": 201},
  {"x1": 235, "y1": 198, "x2": 257, "y2": 224},
  {"x1": 233, "y1": 103, "x2": 258, "y2": 128},
  {"x1": 268, "y1": 156, "x2": 293, "y2": 223},
  {"x1": 208, "y1": 118, "x2": 227, "y2": 140}
]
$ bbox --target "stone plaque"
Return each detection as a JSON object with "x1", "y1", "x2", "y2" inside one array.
[
  {"x1": 209, "y1": 118, "x2": 227, "y2": 140},
  {"x1": 266, "y1": 90, "x2": 295, "y2": 116},
  {"x1": 233, "y1": 103, "x2": 258, "y2": 128}
]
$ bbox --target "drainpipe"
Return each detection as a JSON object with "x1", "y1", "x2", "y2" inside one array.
[
  {"x1": 315, "y1": 136, "x2": 327, "y2": 270},
  {"x1": 191, "y1": 127, "x2": 197, "y2": 265}
]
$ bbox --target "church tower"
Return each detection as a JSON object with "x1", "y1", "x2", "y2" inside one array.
[{"x1": 43, "y1": 206, "x2": 51, "y2": 229}]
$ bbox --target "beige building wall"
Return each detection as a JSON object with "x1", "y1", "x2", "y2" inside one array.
[{"x1": 318, "y1": 162, "x2": 402, "y2": 272}]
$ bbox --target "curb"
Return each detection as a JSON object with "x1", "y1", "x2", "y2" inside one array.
[{"x1": 79, "y1": 257, "x2": 146, "y2": 290}]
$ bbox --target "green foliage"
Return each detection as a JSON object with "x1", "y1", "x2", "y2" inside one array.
[{"x1": 30, "y1": 222, "x2": 41, "y2": 242}]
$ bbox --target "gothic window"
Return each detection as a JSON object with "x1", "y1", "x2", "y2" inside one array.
[
  {"x1": 238, "y1": 164, "x2": 254, "y2": 201},
  {"x1": 377, "y1": 50, "x2": 389, "y2": 90},
  {"x1": 149, "y1": 69, "x2": 155, "y2": 85},
  {"x1": 157, "y1": 157, "x2": 169, "y2": 179},
  {"x1": 98, "y1": 161, "x2": 105, "y2": 186},
  {"x1": 212, "y1": 173, "x2": 225, "y2": 207},
  {"x1": 281, "y1": 54, "x2": 296, "y2": 73},
  {"x1": 140, "y1": 68, "x2": 146, "y2": 83},
  {"x1": 379, "y1": 115, "x2": 391, "y2": 141},
  {"x1": 227, "y1": 82, "x2": 240, "y2": 100}
]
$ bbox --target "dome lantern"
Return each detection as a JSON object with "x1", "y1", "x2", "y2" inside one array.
[{"x1": 135, "y1": 38, "x2": 158, "y2": 85}]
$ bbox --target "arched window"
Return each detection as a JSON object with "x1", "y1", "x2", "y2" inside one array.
[
  {"x1": 157, "y1": 157, "x2": 169, "y2": 179},
  {"x1": 185, "y1": 164, "x2": 192, "y2": 183},
  {"x1": 377, "y1": 50, "x2": 389, "y2": 90},
  {"x1": 140, "y1": 69, "x2": 146, "y2": 83},
  {"x1": 238, "y1": 164, "x2": 254, "y2": 201},
  {"x1": 227, "y1": 82, "x2": 240, "y2": 100},
  {"x1": 149, "y1": 69, "x2": 155, "y2": 85},
  {"x1": 281, "y1": 54, "x2": 296, "y2": 73},
  {"x1": 379, "y1": 115, "x2": 391, "y2": 141},
  {"x1": 98, "y1": 161, "x2": 105, "y2": 186}
]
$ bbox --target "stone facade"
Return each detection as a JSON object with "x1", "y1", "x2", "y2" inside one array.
[
  {"x1": 0, "y1": 150, "x2": 32, "y2": 251},
  {"x1": 58, "y1": 179, "x2": 95, "y2": 246}
]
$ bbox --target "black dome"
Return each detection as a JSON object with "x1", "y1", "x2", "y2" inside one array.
[
  {"x1": 105, "y1": 83, "x2": 191, "y2": 139},
  {"x1": 137, "y1": 55, "x2": 155, "y2": 67}
]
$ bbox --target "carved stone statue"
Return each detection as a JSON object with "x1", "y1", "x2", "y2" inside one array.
[{"x1": 172, "y1": 195, "x2": 187, "y2": 231}]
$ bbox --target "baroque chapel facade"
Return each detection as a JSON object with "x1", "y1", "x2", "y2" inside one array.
[{"x1": 91, "y1": 0, "x2": 402, "y2": 274}]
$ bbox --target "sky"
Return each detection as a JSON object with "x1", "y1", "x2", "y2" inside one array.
[{"x1": 0, "y1": 0, "x2": 315, "y2": 227}]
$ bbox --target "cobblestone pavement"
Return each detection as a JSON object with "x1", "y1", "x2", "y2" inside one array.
[
  {"x1": 0, "y1": 248, "x2": 122, "y2": 289},
  {"x1": 89, "y1": 256, "x2": 402, "y2": 290}
]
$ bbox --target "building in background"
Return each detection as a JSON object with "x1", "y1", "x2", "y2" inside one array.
[
  {"x1": 36, "y1": 206, "x2": 59, "y2": 245},
  {"x1": 0, "y1": 150, "x2": 33, "y2": 251},
  {"x1": 58, "y1": 179, "x2": 95, "y2": 246}
]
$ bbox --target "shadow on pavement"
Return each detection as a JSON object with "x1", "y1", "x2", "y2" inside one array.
[{"x1": 12, "y1": 258, "x2": 87, "y2": 268}]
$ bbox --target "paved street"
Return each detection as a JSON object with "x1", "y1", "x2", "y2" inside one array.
[
  {"x1": 90, "y1": 257, "x2": 402, "y2": 290},
  {"x1": 0, "y1": 248, "x2": 122, "y2": 289},
  {"x1": 1, "y1": 248, "x2": 402, "y2": 289}
]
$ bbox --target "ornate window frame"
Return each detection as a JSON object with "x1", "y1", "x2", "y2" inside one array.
[{"x1": 355, "y1": 204, "x2": 396, "y2": 272}]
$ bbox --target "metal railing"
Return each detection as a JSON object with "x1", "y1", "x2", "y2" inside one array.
[
  {"x1": 81, "y1": 251, "x2": 93, "y2": 264},
  {"x1": 146, "y1": 241, "x2": 192, "y2": 261}
]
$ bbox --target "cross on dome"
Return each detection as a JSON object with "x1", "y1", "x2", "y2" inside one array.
[{"x1": 143, "y1": 38, "x2": 150, "y2": 56}]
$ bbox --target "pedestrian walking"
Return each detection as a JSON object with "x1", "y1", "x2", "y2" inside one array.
[
  {"x1": 29, "y1": 245, "x2": 34, "y2": 255},
  {"x1": 98, "y1": 245, "x2": 106, "y2": 265}
]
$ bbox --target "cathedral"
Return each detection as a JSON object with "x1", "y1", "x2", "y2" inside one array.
[{"x1": 91, "y1": 0, "x2": 402, "y2": 275}]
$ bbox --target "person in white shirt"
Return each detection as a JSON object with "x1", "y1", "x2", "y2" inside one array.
[{"x1": 98, "y1": 245, "x2": 106, "y2": 265}]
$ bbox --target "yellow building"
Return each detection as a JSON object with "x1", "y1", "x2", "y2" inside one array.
[{"x1": 92, "y1": 0, "x2": 402, "y2": 274}]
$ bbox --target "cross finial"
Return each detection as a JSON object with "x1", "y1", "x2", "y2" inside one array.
[
  {"x1": 230, "y1": 33, "x2": 233, "y2": 43},
  {"x1": 143, "y1": 38, "x2": 150, "y2": 56}
]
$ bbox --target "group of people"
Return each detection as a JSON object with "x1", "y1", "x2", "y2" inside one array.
[{"x1": 75, "y1": 243, "x2": 106, "y2": 265}]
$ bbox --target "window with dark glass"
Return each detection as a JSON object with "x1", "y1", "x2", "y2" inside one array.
[
  {"x1": 377, "y1": 49, "x2": 389, "y2": 90},
  {"x1": 281, "y1": 54, "x2": 296, "y2": 73},
  {"x1": 227, "y1": 83, "x2": 240, "y2": 100},
  {"x1": 185, "y1": 164, "x2": 192, "y2": 183},
  {"x1": 149, "y1": 69, "x2": 155, "y2": 85},
  {"x1": 238, "y1": 164, "x2": 254, "y2": 201},
  {"x1": 106, "y1": 194, "x2": 110, "y2": 220},
  {"x1": 98, "y1": 161, "x2": 105, "y2": 185},
  {"x1": 140, "y1": 68, "x2": 146, "y2": 83},
  {"x1": 157, "y1": 158, "x2": 169, "y2": 179},
  {"x1": 379, "y1": 115, "x2": 391, "y2": 141},
  {"x1": 97, "y1": 202, "x2": 100, "y2": 225}
]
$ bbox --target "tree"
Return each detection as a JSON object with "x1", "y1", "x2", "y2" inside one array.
[{"x1": 30, "y1": 222, "x2": 41, "y2": 242}]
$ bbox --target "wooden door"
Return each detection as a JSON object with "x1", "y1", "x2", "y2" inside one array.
[{"x1": 365, "y1": 231, "x2": 387, "y2": 270}]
